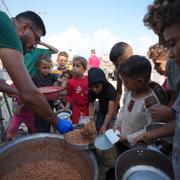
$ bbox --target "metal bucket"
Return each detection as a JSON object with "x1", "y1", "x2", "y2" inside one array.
[
  {"x1": 0, "y1": 133, "x2": 98, "y2": 180},
  {"x1": 94, "y1": 133, "x2": 119, "y2": 168},
  {"x1": 96, "y1": 145, "x2": 119, "y2": 168}
]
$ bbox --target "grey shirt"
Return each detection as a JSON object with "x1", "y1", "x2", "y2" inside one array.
[{"x1": 172, "y1": 93, "x2": 180, "y2": 180}]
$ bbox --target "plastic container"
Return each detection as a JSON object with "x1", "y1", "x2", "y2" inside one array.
[
  {"x1": 57, "y1": 119, "x2": 73, "y2": 134},
  {"x1": 38, "y1": 86, "x2": 62, "y2": 100},
  {"x1": 94, "y1": 129, "x2": 120, "y2": 177}
]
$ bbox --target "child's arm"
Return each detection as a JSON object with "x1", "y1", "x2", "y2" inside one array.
[
  {"x1": 114, "y1": 79, "x2": 122, "y2": 117},
  {"x1": 65, "y1": 80, "x2": 72, "y2": 109},
  {"x1": 125, "y1": 105, "x2": 154, "y2": 145},
  {"x1": 113, "y1": 92, "x2": 128, "y2": 131},
  {"x1": 134, "y1": 120, "x2": 175, "y2": 144},
  {"x1": 38, "y1": 41, "x2": 58, "y2": 54},
  {"x1": 99, "y1": 100, "x2": 115, "y2": 133},
  {"x1": 14, "y1": 103, "x2": 25, "y2": 115},
  {"x1": 89, "y1": 102, "x2": 95, "y2": 120}
]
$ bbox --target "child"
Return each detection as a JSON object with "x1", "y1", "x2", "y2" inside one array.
[
  {"x1": 88, "y1": 68, "x2": 116, "y2": 133},
  {"x1": 7, "y1": 96, "x2": 37, "y2": 140},
  {"x1": 54, "y1": 70, "x2": 73, "y2": 108},
  {"x1": 148, "y1": 43, "x2": 169, "y2": 90},
  {"x1": 32, "y1": 55, "x2": 58, "y2": 132},
  {"x1": 53, "y1": 51, "x2": 69, "y2": 76},
  {"x1": 114, "y1": 55, "x2": 161, "y2": 145},
  {"x1": 109, "y1": 42, "x2": 133, "y2": 116},
  {"x1": 65, "y1": 56, "x2": 89, "y2": 124},
  {"x1": 88, "y1": 49, "x2": 100, "y2": 68}
]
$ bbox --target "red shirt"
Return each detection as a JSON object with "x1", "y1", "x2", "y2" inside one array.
[{"x1": 66, "y1": 76, "x2": 89, "y2": 123}]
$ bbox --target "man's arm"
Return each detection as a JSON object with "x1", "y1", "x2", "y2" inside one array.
[
  {"x1": 38, "y1": 41, "x2": 58, "y2": 54},
  {"x1": 0, "y1": 48, "x2": 58, "y2": 125},
  {"x1": 0, "y1": 79, "x2": 18, "y2": 95}
]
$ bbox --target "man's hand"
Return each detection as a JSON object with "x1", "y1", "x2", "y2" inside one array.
[{"x1": 149, "y1": 105, "x2": 174, "y2": 122}]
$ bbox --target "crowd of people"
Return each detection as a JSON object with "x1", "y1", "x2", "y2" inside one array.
[{"x1": 0, "y1": 0, "x2": 180, "y2": 179}]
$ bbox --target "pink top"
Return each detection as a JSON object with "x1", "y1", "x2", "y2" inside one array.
[{"x1": 88, "y1": 55, "x2": 100, "y2": 68}]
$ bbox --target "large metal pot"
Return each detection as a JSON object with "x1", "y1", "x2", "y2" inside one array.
[
  {"x1": 0, "y1": 133, "x2": 98, "y2": 180},
  {"x1": 115, "y1": 148, "x2": 174, "y2": 180}
]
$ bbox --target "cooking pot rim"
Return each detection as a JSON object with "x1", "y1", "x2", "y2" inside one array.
[
  {"x1": 0, "y1": 133, "x2": 99, "y2": 180},
  {"x1": 115, "y1": 147, "x2": 173, "y2": 180}
]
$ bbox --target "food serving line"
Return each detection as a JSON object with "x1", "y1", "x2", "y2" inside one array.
[{"x1": 0, "y1": 86, "x2": 175, "y2": 180}]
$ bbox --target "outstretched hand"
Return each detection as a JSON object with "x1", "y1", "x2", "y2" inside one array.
[
  {"x1": 149, "y1": 105, "x2": 173, "y2": 121},
  {"x1": 134, "y1": 133, "x2": 152, "y2": 145},
  {"x1": 99, "y1": 123, "x2": 108, "y2": 134}
]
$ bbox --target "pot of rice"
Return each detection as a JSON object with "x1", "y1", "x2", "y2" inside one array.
[{"x1": 0, "y1": 133, "x2": 98, "y2": 180}]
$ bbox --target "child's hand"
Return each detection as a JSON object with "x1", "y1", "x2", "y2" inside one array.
[
  {"x1": 134, "y1": 133, "x2": 152, "y2": 145},
  {"x1": 99, "y1": 122, "x2": 108, "y2": 134},
  {"x1": 113, "y1": 124, "x2": 121, "y2": 132},
  {"x1": 64, "y1": 104, "x2": 70, "y2": 111},
  {"x1": 57, "y1": 77, "x2": 63, "y2": 83},
  {"x1": 14, "y1": 107, "x2": 22, "y2": 116},
  {"x1": 149, "y1": 105, "x2": 174, "y2": 121},
  {"x1": 119, "y1": 133, "x2": 127, "y2": 143}
]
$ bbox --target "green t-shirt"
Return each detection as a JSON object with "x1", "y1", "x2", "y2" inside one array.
[
  {"x1": 0, "y1": 11, "x2": 23, "y2": 53},
  {"x1": 166, "y1": 59, "x2": 180, "y2": 97},
  {"x1": 24, "y1": 48, "x2": 52, "y2": 77}
]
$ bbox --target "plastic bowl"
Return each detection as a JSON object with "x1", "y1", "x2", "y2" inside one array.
[{"x1": 38, "y1": 86, "x2": 62, "y2": 101}]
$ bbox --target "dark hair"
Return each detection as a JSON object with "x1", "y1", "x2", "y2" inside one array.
[
  {"x1": 16, "y1": 11, "x2": 46, "y2": 36},
  {"x1": 58, "y1": 51, "x2": 69, "y2": 58},
  {"x1": 36, "y1": 54, "x2": 52, "y2": 66},
  {"x1": 88, "y1": 67, "x2": 107, "y2": 85},
  {"x1": 160, "y1": 0, "x2": 180, "y2": 33},
  {"x1": 91, "y1": 49, "x2": 96, "y2": 54},
  {"x1": 148, "y1": 43, "x2": 168, "y2": 61},
  {"x1": 143, "y1": 0, "x2": 168, "y2": 30},
  {"x1": 73, "y1": 56, "x2": 87, "y2": 70},
  {"x1": 109, "y1": 42, "x2": 131, "y2": 62},
  {"x1": 118, "y1": 55, "x2": 152, "y2": 81}
]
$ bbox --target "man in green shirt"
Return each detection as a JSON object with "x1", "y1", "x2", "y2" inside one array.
[
  {"x1": 0, "y1": 11, "x2": 60, "y2": 130},
  {"x1": 24, "y1": 41, "x2": 58, "y2": 77}
]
